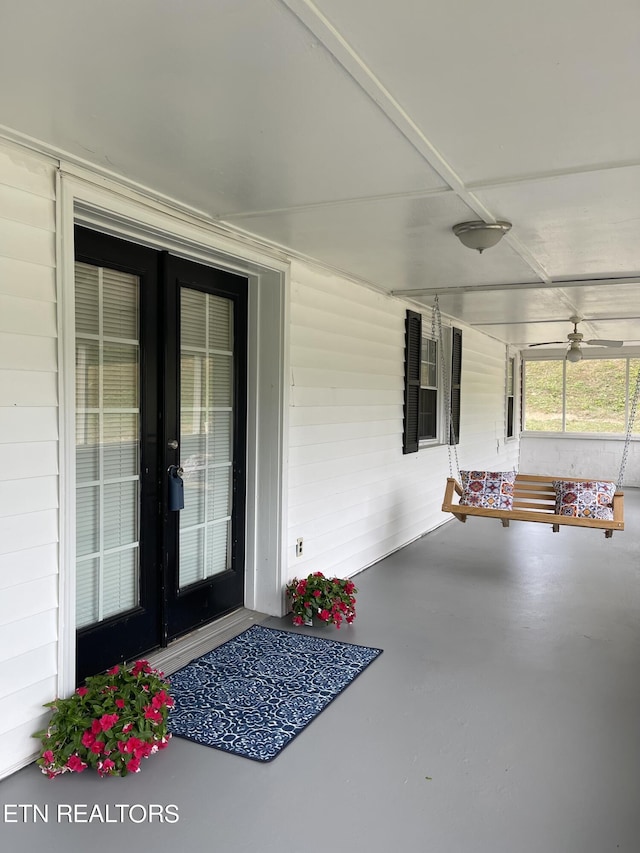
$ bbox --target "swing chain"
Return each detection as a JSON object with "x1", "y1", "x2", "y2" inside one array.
[
  {"x1": 433, "y1": 295, "x2": 460, "y2": 479},
  {"x1": 616, "y1": 360, "x2": 640, "y2": 490}
]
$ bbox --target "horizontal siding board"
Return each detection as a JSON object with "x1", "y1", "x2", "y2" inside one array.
[
  {"x1": 291, "y1": 386, "x2": 401, "y2": 408},
  {"x1": 291, "y1": 344, "x2": 400, "y2": 377},
  {"x1": 0, "y1": 407, "x2": 58, "y2": 443},
  {"x1": 0, "y1": 217, "x2": 55, "y2": 267},
  {"x1": 290, "y1": 324, "x2": 401, "y2": 361},
  {"x1": 290, "y1": 404, "x2": 397, "y2": 428},
  {"x1": 0, "y1": 143, "x2": 55, "y2": 198},
  {"x1": 0, "y1": 543, "x2": 58, "y2": 590},
  {"x1": 289, "y1": 433, "x2": 398, "y2": 466},
  {"x1": 0, "y1": 183, "x2": 55, "y2": 232},
  {"x1": 0, "y1": 643, "x2": 58, "y2": 698},
  {"x1": 0, "y1": 509, "x2": 58, "y2": 556},
  {"x1": 291, "y1": 273, "x2": 400, "y2": 327},
  {"x1": 0, "y1": 476, "x2": 59, "y2": 519},
  {"x1": 0, "y1": 676, "x2": 57, "y2": 737},
  {"x1": 0, "y1": 256, "x2": 56, "y2": 302},
  {"x1": 0, "y1": 608, "x2": 57, "y2": 662},
  {"x1": 0, "y1": 369, "x2": 58, "y2": 406},
  {"x1": 0, "y1": 441, "x2": 58, "y2": 482},
  {"x1": 291, "y1": 365, "x2": 399, "y2": 390},
  {"x1": 290, "y1": 300, "x2": 397, "y2": 344},
  {"x1": 0, "y1": 332, "x2": 57, "y2": 371},
  {"x1": 0, "y1": 717, "x2": 49, "y2": 777},
  {"x1": 288, "y1": 447, "x2": 403, "y2": 489},
  {"x1": 290, "y1": 424, "x2": 396, "y2": 452},
  {"x1": 0, "y1": 294, "x2": 57, "y2": 337}
]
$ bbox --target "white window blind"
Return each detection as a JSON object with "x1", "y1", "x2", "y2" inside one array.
[
  {"x1": 75, "y1": 262, "x2": 140, "y2": 628},
  {"x1": 179, "y1": 289, "x2": 233, "y2": 588}
]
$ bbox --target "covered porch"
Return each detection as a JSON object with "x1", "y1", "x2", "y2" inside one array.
[{"x1": 2, "y1": 489, "x2": 639, "y2": 853}]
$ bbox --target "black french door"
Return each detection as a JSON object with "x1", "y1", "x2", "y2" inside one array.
[{"x1": 74, "y1": 228, "x2": 247, "y2": 682}]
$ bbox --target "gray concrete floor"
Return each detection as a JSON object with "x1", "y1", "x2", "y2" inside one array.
[{"x1": 2, "y1": 492, "x2": 640, "y2": 852}]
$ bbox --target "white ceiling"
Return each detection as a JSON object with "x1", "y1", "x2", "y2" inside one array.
[{"x1": 2, "y1": 0, "x2": 640, "y2": 352}]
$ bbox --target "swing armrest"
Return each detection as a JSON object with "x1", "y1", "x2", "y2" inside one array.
[
  {"x1": 613, "y1": 491, "x2": 624, "y2": 527},
  {"x1": 443, "y1": 477, "x2": 463, "y2": 506}
]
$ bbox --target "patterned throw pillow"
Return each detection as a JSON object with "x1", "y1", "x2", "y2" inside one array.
[
  {"x1": 459, "y1": 470, "x2": 516, "y2": 510},
  {"x1": 552, "y1": 480, "x2": 615, "y2": 520}
]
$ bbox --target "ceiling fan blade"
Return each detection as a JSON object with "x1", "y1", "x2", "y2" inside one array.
[
  {"x1": 585, "y1": 339, "x2": 624, "y2": 347},
  {"x1": 528, "y1": 341, "x2": 565, "y2": 347}
]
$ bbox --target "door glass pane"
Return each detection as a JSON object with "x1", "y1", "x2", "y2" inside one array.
[
  {"x1": 179, "y1": 288, "x2": 233, "y2": 589},
  {"x1": 75, "y1": 262, "x2": 140, "y2": 628}
]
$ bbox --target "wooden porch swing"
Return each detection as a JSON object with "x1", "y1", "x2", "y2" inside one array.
[
  {"x1": 432, "y1": 296, "x2": 638, "y2": 538},
  {"x1": 442, "y1": 473, "x2": 625, "y2": 537}
]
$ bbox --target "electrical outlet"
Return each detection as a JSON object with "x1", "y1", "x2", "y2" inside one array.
[{"x1": 296, "y1": 537, "x2": 303, "y2": 557}]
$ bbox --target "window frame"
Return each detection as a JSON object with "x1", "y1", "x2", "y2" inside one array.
[
  {"x1": 506, "y1": 354, "x2": 517, "y2": 440},
  {"x1": 522, "y1": 353, "x2": 640, "y2": 436}
]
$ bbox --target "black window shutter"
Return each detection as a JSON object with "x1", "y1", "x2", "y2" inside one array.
[
  {"x1": 450, "y1": 327, "x2": 462, "y2": 445},
  {"x1": 403, "y1": 310, "x2": 422, "y2": 454}
]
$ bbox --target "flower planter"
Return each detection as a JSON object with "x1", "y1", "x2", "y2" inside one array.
[
  {"x1": 286, "y1": 572, "x2": 357, "y2": 629},
  {"x1": 33, "y1": 660, "x2": 173, "y2": 778}
]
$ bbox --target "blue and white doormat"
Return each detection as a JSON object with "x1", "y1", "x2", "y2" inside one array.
[{"x1": 168, "y1": 625, "x2": 382, "y2": 762}]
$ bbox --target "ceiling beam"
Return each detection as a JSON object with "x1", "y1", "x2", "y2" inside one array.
[{"x1": 391, "y1": 276, "x2": 640, "y2": 297}]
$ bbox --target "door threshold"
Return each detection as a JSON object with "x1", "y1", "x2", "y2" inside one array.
[{"x1": 146, "y1": 608, "x2": 268, "y2": 676}]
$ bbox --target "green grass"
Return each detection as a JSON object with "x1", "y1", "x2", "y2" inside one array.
[{"x1": 524, "y1": 358, "x2": 638, "y2": 433}]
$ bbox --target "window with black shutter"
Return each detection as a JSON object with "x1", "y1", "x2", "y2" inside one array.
[{"x1": 403, "y1": 310, "x2": 462, "y2": 453}]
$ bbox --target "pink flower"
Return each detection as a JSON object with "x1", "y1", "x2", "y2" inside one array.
[
  {"x1": 107, "y1": 665, "x2": 119, "y2": 675},
  {"x1": 76, "y1": 686, "x2": 88, "y2": 697},
  {"x1": 122, "y1": 722, "x2": 134, "y2": 734},
  {"x1": 144, "y1": 705, "x2": 163, "y2": 723},
  {"x1": 131, "y1": 660, "x2": 152, "y2": 676},
  {"x1": 115, "y1": 698, "x2": 125, "y2": 709},
  {"x1": 127, "y1": 757, "x2": 141, "y2": 773},
  {"x1": 313, "y1": 572, "x2": 325, "y2": 578},
  {"x1": 156, "y1": 736, "x2": 171, "y2": 750},
  {"x1": 136, "y1": 742, "x2": 154, "y2": 759},
  {"x1": 151, "y1": 689, "x2": 172, "y2": 710},
  {"x1": 97, "y1": 758, "x2": 116, "y2": 777},
  {"x1": 99, "y1": 713, "x2": 119, "y2": 732},
  {"x1": 91, "y1": 719, "x2": 103, "y2": 735},
  {"x1": 319, "y1": 609, "x2": 330, "y2": 621},
  {"x1": 312, "y1": 589, "x2": 322, "y2": 598},
  {"x1": 42, "y1": 749, "x2": 55, "y2": 764},
  {"x1": 292, "y1": 615, "x2": 304, "y2": 626},
  {"x1": 66, "y1": 754, "x2": 87, "y2": 773},
  {"x1": 81, "y1": 730, "x2": 96, "y2": 748},
  {"x1": 120, "y1": 736, "x2": 143, "y2": 755},
  {"x1": 90, "y1": 740, "x2": 105, "y2": 754},
  {"x1": 295, "y1": 580, "x2": 307, "y2": 595}
]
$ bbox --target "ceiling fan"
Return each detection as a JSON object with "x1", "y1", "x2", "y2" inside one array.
[{"x1": 529, "y1": 316, "x2": 624, "y2": 362}]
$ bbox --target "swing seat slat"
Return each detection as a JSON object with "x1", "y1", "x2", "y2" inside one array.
[{"x1": 442, "y1": 474, "x2": 624, "y2": 537}]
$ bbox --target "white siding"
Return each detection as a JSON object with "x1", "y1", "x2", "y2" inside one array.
[
  {"x1": 0, "y1": 142, "x2": 58, "y2": 780},
  {"x1": 286, "y1": 261, "x2": 518, "y2": 582}
]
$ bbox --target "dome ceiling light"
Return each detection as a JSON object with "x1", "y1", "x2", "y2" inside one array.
[{"x1": 452, "y1": 220, "x2": 512, "y2": 253}]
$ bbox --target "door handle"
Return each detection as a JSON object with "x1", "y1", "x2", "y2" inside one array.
[{"x1": 167, "y1": 464, "x2": 185, "y2": 511}]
